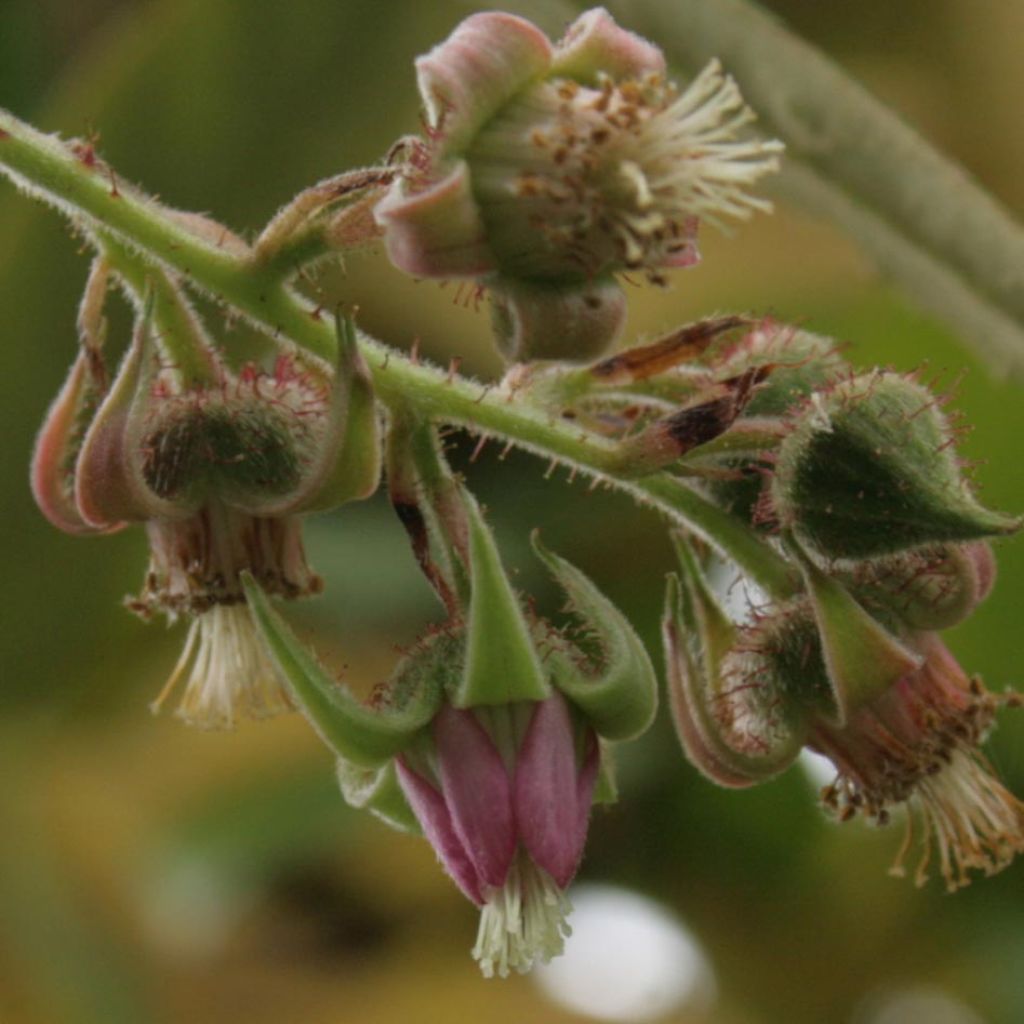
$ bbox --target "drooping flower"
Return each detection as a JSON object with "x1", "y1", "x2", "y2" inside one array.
[
  {"x1": 663, "y1": 535, "x2": 1024, "y2": 891},
  {"x1": 32, "y1": 271, "x2": 380, "y2": 728},
  {"x1": 376, "y1": 8, "x2": 782, "y2": 362},
  {"x1": 811, "y1": 632, "x2": 1024, "y2": 889},
  {"x1": 244, "y1": 479, "x2": 657, "y2": 974},
  {"x1": 397, "y1": 692, "x2": 598, "y2": 977}
]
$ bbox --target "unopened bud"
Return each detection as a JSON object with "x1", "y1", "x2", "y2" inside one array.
[{"x1": 772, "y1": 371, "x2": 1020, "y2": 560}]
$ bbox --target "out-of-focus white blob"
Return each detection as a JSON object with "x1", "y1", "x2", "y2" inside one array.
[
  {"x1": 856, "y1": 985, "x2": 987, "y2": 1024},
  {"x1": 534, "y1": 883, "x2": 716, "y2": 1022},
  {"x1": 799, "y1": 748, "x2": 838, "y2": 790},
  {"x1": 140, "y1": 855, "x2": 251, "y2": 959}
]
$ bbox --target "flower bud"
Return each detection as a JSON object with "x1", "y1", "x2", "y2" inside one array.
[
  {"x1": 771, "y1": 371, "x2": 1020, "y2": 561},
  {"x1": 836, "y1": 541, "x2": 996, "y2": 632},
  {"x1": 376, "y1": 8, "x2": 781, "y2": 362}
]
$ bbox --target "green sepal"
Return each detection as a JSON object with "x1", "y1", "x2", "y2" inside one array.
[
  {"x1": 300, "y1": 312, "x2": 381, "y2": 513},
  {"x1": 788, "y1": 539, "x2": 922, "y2": 723},
  {"x1": 532, "y1": 532, "x2": 657, "y2": 741},
  {"x1": 241, "y1": 572, "x2": 440, "y2": 766},
  {"x1": 593, "y1": 742, "x2": 618, "y2": 805},
  {"x1": 335, "y1": 758, "x2": 421, "y2": 834},
  {"x1": 663, "y1": 538, "x2": 805, "y2": 786},
  {"x1": 455, "y1": 490, "x2": 549, "y2": 706}
]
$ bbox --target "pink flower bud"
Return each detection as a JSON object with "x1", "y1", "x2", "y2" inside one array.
[{"x1": 396, "y1": 693, "x2": 599, "y2": 978}]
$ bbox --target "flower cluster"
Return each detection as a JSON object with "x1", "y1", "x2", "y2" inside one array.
[
  {"x1": 23, "y1": 4, "x2": 1024, "y2": 985},
  {"x1": 657, "y1": 328, "x2": 1022, "y2": 891}
]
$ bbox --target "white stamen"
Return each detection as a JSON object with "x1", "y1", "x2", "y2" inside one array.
[
  {"x1": 472, "y1": 855, "x2": 573, "y2": 979},
  {"x1": 150, "y1": 603, "x2": 292, "y2": 730},
  {"x1": 904, "y1": 750, "x2": 1024, "y2": 892}
]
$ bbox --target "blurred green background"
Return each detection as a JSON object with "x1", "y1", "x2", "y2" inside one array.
[{"x1": 1, "y1": 1, "x2": 1023, "y2": 1022}]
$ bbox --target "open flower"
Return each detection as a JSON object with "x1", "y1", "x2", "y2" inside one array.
[
  {"x1": 33, "y1": 283, "x2": 379, "y2": 728},
  {"x1": 664, "y1": 535, "x2": 1024, "y2": 891},
  {"x1": 811, "y1": 632, "x2": 1024, "y2": 889},
  {"x1": 376, "y1": 8, "x2": 782, "y2": 362},
  {"x1": 244, "y1": 484, "x2": 657, "y2": 974}
]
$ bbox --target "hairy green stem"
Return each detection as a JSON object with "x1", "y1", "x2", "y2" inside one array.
[
  {"x1": 98, "y1": 232, "x2": 221, "y2": 387},
  {"x1": 0, "y1": 106, "x2": 798, "y2": 599}
]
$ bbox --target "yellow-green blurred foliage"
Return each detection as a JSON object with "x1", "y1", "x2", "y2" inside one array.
[{"x1": 1, "y1": 2, "x2": 1023, "y2": 1023}]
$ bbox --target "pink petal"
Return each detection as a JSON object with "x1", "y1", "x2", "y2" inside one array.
[
  {"x1": 514, "y1": 693, "x2": 596, "y2": 888},
  {"x1": 375, "y1": 160, "x2": 497, "y2": 278},
  {"x1": 415, "y1": 12, "x2": 553, "y2": 156},
  {"x1": 434, "y1": 705, "x2": 517, "y2": 890},
  {"x1": 395, "y1": 758, "x2": 484, "y2": 904},
  {"x1": 552, "y1": 8, "x2": 665, "y2": 84}
]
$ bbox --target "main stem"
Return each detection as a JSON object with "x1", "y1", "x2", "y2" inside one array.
[{"x1": 0, "y1": 107, "x2": 798, "y2": 599}]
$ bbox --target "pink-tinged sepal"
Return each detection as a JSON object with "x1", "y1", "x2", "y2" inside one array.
[
  {"x1": 659, "y1": 218, "x2": 700, "y2": 267},
  {"x1": 434, "y1": 704, "x2": 518, "y2": 889},
  {"x1": 551, "y1": 7, "x2": 665, "y2": 83},
  {"x1": 663, "y1": 537, "x2": 808, "y2": 786},
  {"x1": 415, "y1": 12, "x2": 552, "y2": 156},
  {"x1": 31, "y1": 348, "x2": 118, "y2": 535},
  {"x1": 375, "y1": 161, "x2": 497, "y2": 278},
  {"x1": 75, "y1": 306, "x2": 184, "y2": 528},
  {"x1": 514, "y1": 692, "x2": 598, "y2": 888}
]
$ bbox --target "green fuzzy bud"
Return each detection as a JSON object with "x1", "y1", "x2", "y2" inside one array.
[
  {"x1": 772, "y1": 371, "x2": 1019, "y2": 560},
  {"x1": 489, "y1": 274, "x2": 626, "y2": 364},
  {"x1": 837, "y1": 541, "x2": 996, "y2": 632}
]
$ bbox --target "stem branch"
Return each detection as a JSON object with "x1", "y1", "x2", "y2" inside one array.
[{"x1": 0, "y1": 106, "x2": 798, "y2": 600}]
